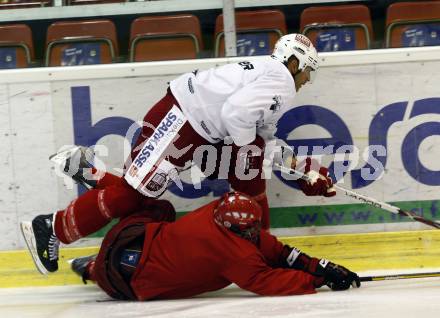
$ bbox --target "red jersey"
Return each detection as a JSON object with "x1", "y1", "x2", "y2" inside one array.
[{"x1": 130, "y1": 200, "x2": 317, "y2": 300}]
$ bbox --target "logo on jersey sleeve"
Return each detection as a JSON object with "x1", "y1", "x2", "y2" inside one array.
[
  {"x1": 238, "y1": 61, "x2": 254, "y2": 70},
  {"x1": 270, "y1": 95, "x2": 282, "y2": 112},
  {"x1": 188, "y1": 77, "x2": 195, "y2": 94}
]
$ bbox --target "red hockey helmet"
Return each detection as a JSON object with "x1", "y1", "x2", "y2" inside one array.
[{"x1": 213, "y1": 192, "x2": 263, "y2": 244}]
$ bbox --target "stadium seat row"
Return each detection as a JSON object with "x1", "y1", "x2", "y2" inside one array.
[
  {"x1": 0, "y1": 0, "x2": 124, "y2": 10},
  {"x1": 0, "y1": 2, "x2": 439, "y2": 69}
]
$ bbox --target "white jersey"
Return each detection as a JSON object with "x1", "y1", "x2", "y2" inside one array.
[{"x1": 170, "y1": 56, "x2": 297, "y2": 146}]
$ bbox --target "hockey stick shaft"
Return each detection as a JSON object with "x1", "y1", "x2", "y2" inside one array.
[
  {"x1": 275, "y1": 164, "x2": 440, "y2": 229},
  {"x1": 333, "y1": 184, "x2": 440, "y2": 229},
  {"x1": 360, "y1": 271, "x2": 440, "y2": 282}
]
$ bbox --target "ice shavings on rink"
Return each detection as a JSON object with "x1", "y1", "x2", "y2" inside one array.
[{"x1": 1, "y1": 270, "x2": 440, "y2": 318}]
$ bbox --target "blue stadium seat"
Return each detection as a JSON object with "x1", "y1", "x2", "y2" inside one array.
[
  {"x1": 214, "y1": 10, "x2": 286, "y2": 57},
  {"x1": 386, "y1": 1, "x2": 440, "y2": 48},
  {"x1": 300, "y1": 5, "x2": 373, "y2": 52},
  {"x1": 45, "y1": 19, "x2": 118, "y2": 66},
  {"x1": 0, "y1": 24, "x2": 34, "y2": 69}
]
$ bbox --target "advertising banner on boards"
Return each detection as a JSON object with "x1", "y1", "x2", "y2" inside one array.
[{"x1": 1, "y1": 53, "x2": 440, "y2": 249}]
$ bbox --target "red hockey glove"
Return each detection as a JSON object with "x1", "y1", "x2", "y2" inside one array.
[
  {"x1": 294, "y1": 157, "x2": 336, "y2": 197},
  {"x1": 284, "y1": 247, "x2": 360, "y2": 291}
]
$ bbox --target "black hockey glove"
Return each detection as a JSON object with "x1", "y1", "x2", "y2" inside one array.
[
  {"x1": 284, "y1": 247, "x2": 360, "y2": 291},
  {"x1": 312, "y1": 259, "x2": 361, "y2": 291}
]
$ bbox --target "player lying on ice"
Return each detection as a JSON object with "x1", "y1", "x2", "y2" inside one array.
[
  {"x1": 20, "y1": 32, "x2": 336, "y2": 275},
  {"x1": 47, "y1": 191, "x2": 362, "y2": 300}
]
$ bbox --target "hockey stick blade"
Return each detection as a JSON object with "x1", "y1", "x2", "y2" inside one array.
[
  {"x1": 275, "y1": 163, "x2": 440, "y2": 229},
  {"x1": 360, "y1": 271, "x2": 440, "y2": 282},
  {"x1": 397, "y1": 209, "x2": 440, "y2": 229}
]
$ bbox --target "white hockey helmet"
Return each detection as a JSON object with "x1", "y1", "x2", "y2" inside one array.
[{"x1": 272, "y1": 33, "x2": 319, "y2": 72}]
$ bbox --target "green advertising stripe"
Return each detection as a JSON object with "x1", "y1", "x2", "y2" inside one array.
[
  {"x1": 268, "y1": 199, "x2": 440, "y2": 228},
  {"x1": 89, "y1": 199, "x2": 440, "y2": 237}
]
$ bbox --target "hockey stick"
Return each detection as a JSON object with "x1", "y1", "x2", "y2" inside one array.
[
  {"x1": 360, "y1": 271, "x2": 440, "y2": 282},
  {"x1": 275, "y1": 163, "x2": 440, "y2": 229}
]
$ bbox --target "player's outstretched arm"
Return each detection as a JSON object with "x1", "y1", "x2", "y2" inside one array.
[
  {"x1": 223, "y1": 253, "x2": 319, "y2": 296},
  {"x1": 257, "y1": 230, "x2": 359, "y2": 291},
  {"x1": 283, "y1": 247, "x2": 361, "y2": 291}
]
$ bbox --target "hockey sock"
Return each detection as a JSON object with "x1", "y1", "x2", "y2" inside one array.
[
  {"x1": 54, "y1": 184, "x2": 144, "y2": 244},
  {"x1": 88, "y1": 168, "x2": 124, "y2": 189},
  {"x1": 85, "y1": 260, "x2": 96, "y2": 282}
]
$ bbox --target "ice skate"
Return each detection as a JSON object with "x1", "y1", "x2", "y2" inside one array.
[
  {"x1": 50, "y1": 145, "x2": 97, "y2": 188},
  {"x1": 20, "y1": 214, "x2": 60, "y2": 275},
  {"x1": 70, "y1": 254, "x2": 97, "y2": 284}
]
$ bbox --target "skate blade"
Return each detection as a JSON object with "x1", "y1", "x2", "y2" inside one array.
[
  {"x1": 20, "y1": 222, "x2": 49, "y2": 276},
  {"x1": 49, "y1": 145, "x2": 82, "y2": 166},
  {"x1": 49, "y1": 146, "x2": 95, "y2": 175}
]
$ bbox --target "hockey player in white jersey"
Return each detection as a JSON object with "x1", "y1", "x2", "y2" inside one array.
[{"x1": 21, "y1": 33, "x2": 336, "y2": 275}]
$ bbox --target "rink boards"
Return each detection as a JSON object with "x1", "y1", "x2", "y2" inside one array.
[
  {"x1": 2, "y1": 229, "x2": 440, "y2": 288},
  {"x1": 0, "y1": 47, "x2": 440, "y2": 253}
]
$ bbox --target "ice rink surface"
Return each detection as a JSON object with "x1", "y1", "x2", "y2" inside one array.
[{"x1": 2, "y1": 273, "x2": 440, "y2": 318}]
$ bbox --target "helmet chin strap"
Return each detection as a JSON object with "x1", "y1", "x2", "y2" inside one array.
[
  {"x1": 289, "y1": 58, "x2": 302, "y2": 77},
  {"x1": 292, "y1": 68, "x2": 305, "y2": 91},
  {"x1": 292, "y1": 68, "x2": 303, "y2": 85},
  {"x1": 286, "y1": 57, "x2": 304, "y2": 82}
]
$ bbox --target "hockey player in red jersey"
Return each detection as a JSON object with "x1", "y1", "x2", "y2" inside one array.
[
  {"x1": 69, "y1": 192, "x2": 360, "y2": 300},
  {"x1": 20, "y1": 33, "x2": 336, "y2": 275}
]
